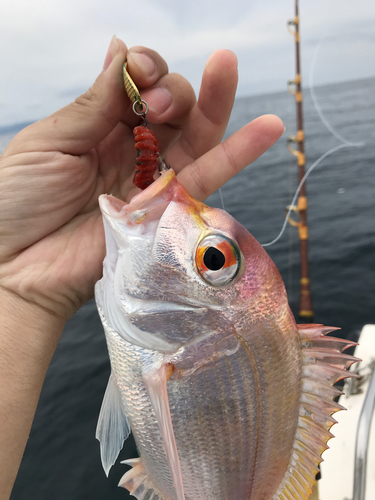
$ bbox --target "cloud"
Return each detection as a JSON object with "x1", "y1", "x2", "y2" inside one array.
[{"x1": 0, "y1": 0, "x2": 374, "y2": 126}]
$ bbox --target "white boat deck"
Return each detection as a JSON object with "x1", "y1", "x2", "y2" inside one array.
[{"x1": 319, "y1": 324, "x2": 375, "y2": 500}]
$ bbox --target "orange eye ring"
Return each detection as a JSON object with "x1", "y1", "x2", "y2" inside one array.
[{"x1": 195, "y1": 235, "x2": 241, "y2": 286}]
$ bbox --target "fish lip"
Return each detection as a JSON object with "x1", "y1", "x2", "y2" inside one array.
[
  {"x1": 98, "y1": 169, "x2": 199, "y2": 230},
  {"x1": 121, "y1": 294, "x2": 216, "y2": 315},
  {"x1": 100, "y1": 295, "x2": 212, "y2": 351},
  {"x1": 128, "y1": 300, "x2": 204, "y2": 314},
  {"x1": 99, "y1": 169, "x2": 180, "y2": 222}
]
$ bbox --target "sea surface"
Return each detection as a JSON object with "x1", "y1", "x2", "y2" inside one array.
[{"x1": 2, "y1": 77, "x2": 375, "y2": 500}]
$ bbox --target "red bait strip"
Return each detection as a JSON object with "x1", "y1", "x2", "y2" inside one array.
[
  {"x1": 133, "y1": 126, "x2": 160, "y2": 190},
  {"x1": 122, "y1": 63, "x2": 162, "y2": 190}
]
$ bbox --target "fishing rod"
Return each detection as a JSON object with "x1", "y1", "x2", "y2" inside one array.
[{"x1": 287, "y1": 0, "x2": 314, "y2": 323}]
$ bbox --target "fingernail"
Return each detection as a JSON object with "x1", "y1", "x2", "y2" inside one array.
[
  {"x1": 127, "y1": 52, "x2": 156, "y2": 77},
  {"x1": 103, "y1": 35, "x2": 119, "y2": 72},
  {"x1": 143, "y1": 88, "x2": 173, "y2": 115}
]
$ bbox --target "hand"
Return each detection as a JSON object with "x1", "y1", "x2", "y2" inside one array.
[
  {"x1": 0, "y1": 38, "x2": 283, "y2": 499},
  {"x1": 0, "y1": 36, "x2": 283, "y2": 323}
]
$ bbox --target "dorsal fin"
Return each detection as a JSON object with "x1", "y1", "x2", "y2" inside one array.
[
  {"x1": 273, "y1": 324, "x2": 359, "y2": 500},
  {"x1": 96, "y1": 373, "x2": 131, "y2": 476}
]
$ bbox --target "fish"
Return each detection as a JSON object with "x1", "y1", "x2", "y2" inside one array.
[{"x1": 94, "y1": 169, "x2": 358, "y2": 500}]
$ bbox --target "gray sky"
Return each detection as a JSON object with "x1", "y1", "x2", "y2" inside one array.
[{"x1": 0, "y1": 0, "x2": 374, "y2": 126}]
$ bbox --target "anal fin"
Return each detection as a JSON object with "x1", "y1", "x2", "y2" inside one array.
[
  {"x1": 120, "y1": 458, "x2": 166, "y2": 500},
  {"x1": 96, "y1": 373, "x2": 131, "y2": 476}
]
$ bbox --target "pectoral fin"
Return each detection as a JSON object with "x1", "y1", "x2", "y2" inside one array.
[
  {"x1": 96, "y1": 373, "x2": 131, "y2": 476},
  {"x1": 143, "y1": 364, "x2": 185, "y2": 500}
]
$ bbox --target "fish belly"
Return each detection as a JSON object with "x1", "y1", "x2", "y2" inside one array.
[{"x1": 105, "y1": 319, "x2": 302, "y2": 500}]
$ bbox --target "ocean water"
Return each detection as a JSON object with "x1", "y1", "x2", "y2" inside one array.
[{"x1": 3, "y1": 77, "x2": 375, "y2": 500}]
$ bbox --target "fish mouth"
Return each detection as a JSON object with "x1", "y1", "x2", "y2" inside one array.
[
  {"x1": 99, "y1": 169, "x2": 195, "y2": 228},
  {"x1": 103, "y1": 292, "x2": 223, "y2": 351},
  {"x1": 124, "y1": 297, "x2": 203, "y2": 313}
]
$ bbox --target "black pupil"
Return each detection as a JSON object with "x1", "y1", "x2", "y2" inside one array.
[{"x1": 203, "y1": 247, "x2": 225, "y2": 271}]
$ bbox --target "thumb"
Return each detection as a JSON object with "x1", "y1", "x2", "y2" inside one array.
[{"x1": 9, "y1": 37, "x2": 129, "y2": 156}]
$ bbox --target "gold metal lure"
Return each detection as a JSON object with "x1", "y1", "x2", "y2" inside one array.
[{"x1": 123, "y1": 62, "x2": 143, "y2": 111}]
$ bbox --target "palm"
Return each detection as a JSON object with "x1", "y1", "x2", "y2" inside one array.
[
  {"x1": 1, "y1": 122, "x2": 185, "y2": 313},
  {"x1": 0, "y1": 43, "x2": 283, "y2": 320}
]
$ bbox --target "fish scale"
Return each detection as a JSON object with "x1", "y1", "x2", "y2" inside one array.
[
  {"x1": 95, "y1": 170, "x2": 358, "y2": 500},
  {"x1": 101, "y1": 309, "x2": 302, "y2": 499}
]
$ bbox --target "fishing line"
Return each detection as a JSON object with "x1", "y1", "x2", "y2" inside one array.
[
  {"x1": 261, "y1": 142, "x2": 362, "y2": 247},
  {"x1": 261, "y1": 34, "x2": 366, "y2": 248},
  {"x1": 218, "y1": 187, "x2": 226, "y2": 211},
  {"x1": 309, "y1": 38, "x2": 365, "y2": 148},
  {"x1": 215, "y1": 35, "x2": 368, "y2": 247}
]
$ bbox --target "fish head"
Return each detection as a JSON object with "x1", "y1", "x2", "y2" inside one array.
[{"x1": 96, "y1": 170, "x2": 288, "y2": 352}]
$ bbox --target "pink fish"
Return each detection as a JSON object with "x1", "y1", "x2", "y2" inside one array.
[{"x1": 95, "y1": 169, "x2": 358, "y2": 500}]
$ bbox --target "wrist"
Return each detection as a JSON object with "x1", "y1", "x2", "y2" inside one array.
[
  {"x1": 0, "y1": 287, "x2": 65, "y2": 499},
  {"x1": 0, "y1": 285, "x2": 65, "y2": 362}
]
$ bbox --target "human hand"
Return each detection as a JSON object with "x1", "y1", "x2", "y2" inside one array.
[{"x1": 0, "y1": 36, "x2": 283, "y2": 323}]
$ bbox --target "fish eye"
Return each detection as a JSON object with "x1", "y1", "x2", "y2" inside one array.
[
  {"x1": 203, "y1": 247, "x2": 225, "y2": 271},
  {"x1": 195, "y1": 235, "x2": 241, "y2": 286}
]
